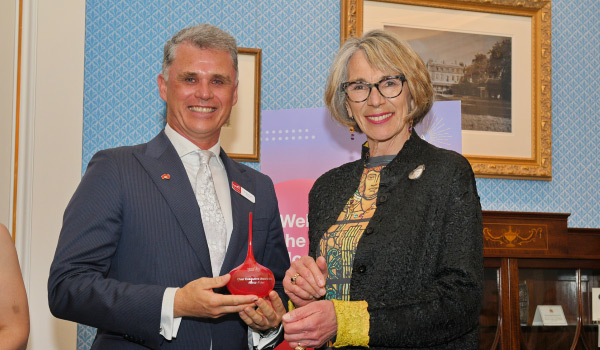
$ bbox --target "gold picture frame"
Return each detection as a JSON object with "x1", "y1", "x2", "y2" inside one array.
[
  {"x1": 341, "y1": 0, "x2": 552, "y2": 180},
  {"x1": 221, "y1": 47, "x2": 262, "y2": 162}
]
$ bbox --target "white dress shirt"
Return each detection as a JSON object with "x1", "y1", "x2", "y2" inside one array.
[
  {"x1": 160, "y1": 124, "x2": 232, "y2": 340},
  {"x1": 159, "y1": 125, "x2": 279, "y2": 349}
]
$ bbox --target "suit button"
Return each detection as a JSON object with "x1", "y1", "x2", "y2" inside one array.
[
  {"x1": 356, "y1": 265, "x2": 366, "y2": 273},
  {"x1": 379, "y1": 194, "x2": 388, "y2": 202},
  {"x1": 365, "y1": 227, "x2": 374, "y2": 235}
]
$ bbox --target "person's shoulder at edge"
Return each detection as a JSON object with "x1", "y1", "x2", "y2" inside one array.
[{"x1": 0, "y1": 224, "x2": 30, "y2": 350}]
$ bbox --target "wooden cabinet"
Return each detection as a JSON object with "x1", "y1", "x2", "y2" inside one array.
[{"x1": 479, "y1": 211, "x2": 600, "y2": 350}]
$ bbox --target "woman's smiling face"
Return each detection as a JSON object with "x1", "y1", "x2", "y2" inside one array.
[{"x1": 345, "y1": 50, "x2": 414, "y2": 156}]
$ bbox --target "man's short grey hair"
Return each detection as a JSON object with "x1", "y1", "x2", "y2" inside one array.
[{"x1": 161, "y1": 24, "x2": 238, "y2": 81}]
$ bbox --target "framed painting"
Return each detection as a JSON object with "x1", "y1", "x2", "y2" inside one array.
[
  {"x1": 221, "y1": 47, "x2": 262, "y2": 162},
  {"x1": 341, "y1": 0, "x2": 552, "y2": 180}
]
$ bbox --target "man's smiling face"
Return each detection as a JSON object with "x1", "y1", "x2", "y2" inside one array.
[{"x1": 158, "y1": 43, "x2": 238, "y2": 149}]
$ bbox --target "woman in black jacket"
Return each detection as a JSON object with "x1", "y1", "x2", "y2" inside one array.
[{"x1": 281, "y1": 29, "x2": 483, "y2": 350}]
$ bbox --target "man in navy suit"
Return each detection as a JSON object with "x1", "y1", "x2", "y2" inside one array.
[{"x1": 48, "y1": 24, "x2": 290, "y2": 349}]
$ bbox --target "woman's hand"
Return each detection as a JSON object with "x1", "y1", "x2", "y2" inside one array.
[
  {"x1": 283, "y1": 256, "x2": 328, "y2": 307},
  {"x1": 282, "y1": 300, "x2": 337, "y2": 349}
]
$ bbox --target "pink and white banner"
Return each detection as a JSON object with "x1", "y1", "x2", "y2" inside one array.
[
  {"x1": 262, "y1": 103, "x2": 460, "y2": 349},
  {"x1": 261, "y1": 102, "x2": 461, "y2": 261}
]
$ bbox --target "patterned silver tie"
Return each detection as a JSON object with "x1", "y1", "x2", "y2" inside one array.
[{"x1": 195, "y1": 150, "x2": 227, "y2": 277}]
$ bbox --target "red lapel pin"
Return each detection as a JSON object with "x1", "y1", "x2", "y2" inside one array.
[
  {"x1": 232, "y1": 181, "x2": 241, "y2": 194},
  {"x1": 161, "y1": 174, "x2": 171, "y2": 180}
]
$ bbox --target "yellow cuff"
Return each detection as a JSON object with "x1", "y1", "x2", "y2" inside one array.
[{"x1": 331, "y1": 299, "x2": 369, "y2": 347}]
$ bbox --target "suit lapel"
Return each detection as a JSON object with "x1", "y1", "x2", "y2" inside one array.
[
  {"x1": 219, "y1": 150, "x2": 255, "y2": 275},
  {"x1": 133, "y1": 131, "x2": 213, "y2": 276}
]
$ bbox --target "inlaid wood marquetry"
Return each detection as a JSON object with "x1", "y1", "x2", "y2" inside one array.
[{"x1": 483, "y1": 224, "x2": 548, "y2": 250}]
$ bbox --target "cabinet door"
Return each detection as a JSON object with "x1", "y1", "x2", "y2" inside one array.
[
  {"x1": 480, "y1": 267, "x2": 500, "y2": 350},
  {"x1": 518, "y1": 268, "x2": 578, "y2": 349},
  {"x1": 580, "y1": 269, "x2": 599, "y2": 349}
]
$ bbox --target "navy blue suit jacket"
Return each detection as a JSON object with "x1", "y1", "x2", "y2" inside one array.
[{"x1": 48, "y1": 131, "x2": 290, "y2": 349}]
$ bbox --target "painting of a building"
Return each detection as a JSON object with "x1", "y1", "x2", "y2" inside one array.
[
  {"x1": 386, "y1": 25, "x2": 512, "y2": 132},
  {"x1": 426, "y1": 59, "x2": 465, "y2": 95}
]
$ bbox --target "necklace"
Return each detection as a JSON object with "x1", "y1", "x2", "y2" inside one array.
[{"x1": 349, "y1": 191, "x2": 377, "y2": 218}]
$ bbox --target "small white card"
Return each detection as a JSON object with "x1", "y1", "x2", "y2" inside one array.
[
  {"x1": 592, "y1": 288, "x2": 600, "y2": 322},
  {"x1": 232, "y1": 181, "x2": 255, "y2": 203},
  {"x1": 532, "y1": 305, "x2": 568, "y2": 326}
]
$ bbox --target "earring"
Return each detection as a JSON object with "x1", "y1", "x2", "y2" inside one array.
[
  {"x1": 349, "y1": 126, "x2": 355, "y2": 140},
  {"x1": 408, "y1": 120, "x2": 413, "y2": 133}
]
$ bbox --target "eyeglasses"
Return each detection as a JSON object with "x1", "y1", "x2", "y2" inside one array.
[{"x1": 341, "y1": 75, "x2": 406, "y2": 103}]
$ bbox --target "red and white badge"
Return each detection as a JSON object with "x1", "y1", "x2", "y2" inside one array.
[{"x1": 232, "y1": 181, "x2": 255, "y2": 203}]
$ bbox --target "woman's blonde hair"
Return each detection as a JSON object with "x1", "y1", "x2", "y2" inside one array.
[{"x1": 324, "y1": 29, "x2": 433, "y2": 131}]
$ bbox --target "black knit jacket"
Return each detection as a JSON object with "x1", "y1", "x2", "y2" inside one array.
[{"x1": 308, "y1": 132, "x2": 483, "y2": 349}]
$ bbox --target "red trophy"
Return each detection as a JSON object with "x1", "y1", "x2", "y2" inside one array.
[{"x1": 227, "y1": 212, "x2": 275, "y2": 298}]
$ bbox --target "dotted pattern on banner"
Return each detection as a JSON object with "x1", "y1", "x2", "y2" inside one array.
[
  {"x1": 262, "y1": 128, "x2": 317, "y2": 143},
  {"x1": 79, "y1": 0, "x2": 600, "y2": 347}
]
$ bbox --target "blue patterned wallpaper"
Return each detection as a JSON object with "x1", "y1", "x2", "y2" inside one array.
[
  {"x1": 476, "y1": 0, "x2": 600, "y2": 227},
  {"x1": 79, "y1": 0, "x2": 599, "y2": 347}
]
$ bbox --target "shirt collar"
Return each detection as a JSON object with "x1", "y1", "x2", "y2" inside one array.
[{"x1": 164, "y1": 124, "x2": 224, "y2": 167}]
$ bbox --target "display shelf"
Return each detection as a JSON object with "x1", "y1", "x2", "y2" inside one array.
[{"x1": 479, "y1": 211, "x2": 600, "y2": 350}]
